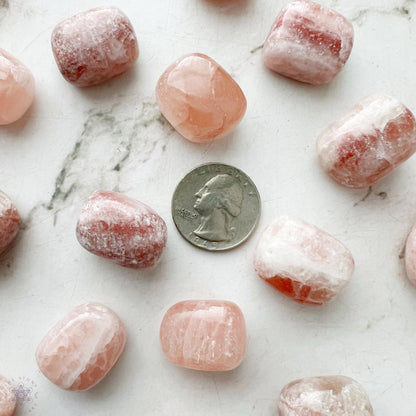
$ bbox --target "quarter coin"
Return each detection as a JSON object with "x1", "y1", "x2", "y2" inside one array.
[{"x1": 172, "y1": 163, "x2": 261, "y2": 251}]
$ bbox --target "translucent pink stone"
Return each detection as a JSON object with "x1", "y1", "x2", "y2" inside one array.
[
  {"x1": 0, "y1": 49, "x2": 35, "y2": 125},
  {"x1": 405, "y1": 223, "x2": 416, "y2": 286},
  {"x1": 76, "y1": 190, "x2": 167, "y2": 269},
  {"x1": 160, "y1": 300, "x2": 246, "y2": 371},
  {"x1": 36, "y1": 303, "x2": 126, "y2": 391},
  {"x1": 0, "y1": 375, "x2": 16, "y2": 416},
  {"x1": 156, "y1": 53, "x2": 247, "y2": 143},
  {"x1": 317, "y1": 95, "x2": 416, "y2": 188},
  {"x1": 254, "y1": 216, "x2": 354, "y2": 305},
  {"x1": 263, "y1": 0, "x2": 354, "y2": 85},
  {"x1": 51, "y1": 7, "x2": 139, "y2": 87},
  {"x1": 279, "y1": 375, "x2": 374, "y2": 416},
  {"x1": 0, "y1": 191, "x2": 20, "y2": 255}
]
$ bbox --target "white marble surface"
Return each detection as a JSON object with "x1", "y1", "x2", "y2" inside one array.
[{"x1": 0, "y1": 0, "x2": 415, "y2": 414}]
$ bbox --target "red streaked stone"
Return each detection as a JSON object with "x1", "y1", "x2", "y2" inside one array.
[
  {"x1": 76, "y1": 190, "x2": 167, "y2": 269},
  {"x1": 263, "y1": 0, "x2": 353, "y2": 85},
  {"x1": 156, "y1": 53, "x2": 246, "y2": 143},
  {"x1": 51, "y1": 7, "x2": 139, "y2": 87},
  {"x1": 317, "y1": 95, "x2": 416, "y2": 188},
  {"x1": 160, "y1": 300, "x2": 246, "y2": 371},
  {"x1": 0, "y1": 191, "x2": 20, "y2": 255},
  {"x1": 254, "y1": 216, "x2": 354, "y2": 305}
]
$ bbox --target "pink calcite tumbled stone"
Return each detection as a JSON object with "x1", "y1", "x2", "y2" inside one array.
[
  {"x1": 254, "y1": 216, "x2": 354, "y2": 305},
  {"x1": 263, "y1": 0, "x2": 354, "y2": 85},
  {"x1": 156, "y1": 53, "x2": 247, "y2": 143},
  {"x1": 405, "y1": 223, "x2": 416, "y2": 286},
  {"x1": 317, "y1": 95, "x2": 416, "y2": 188},
  {"x1": 160, "y1": 300, "x2": 246, "y2": 371},
  {"x1": 278, "y1": 375, "x2": 374, "y2": 416},
  {"x1": 76, "y1": 190, "x2": 167, "y2": 269},
  {"x1": 36, "y1": 303, "x2": 126, "y2": 391},
  {"x1": 0, "y1": 49, "x2": 35, "y2": 125},
  {"x1": 0, "y1": 375, "x2": 16, "y2": 416},
  {"x1": 51, "y1": 7, "x2": 139, "y2": 87},
  {"x1": 0, "y1": 191, "x2": 20, "y2": 255}
]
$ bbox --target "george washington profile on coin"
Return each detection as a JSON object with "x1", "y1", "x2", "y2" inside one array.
[
  {"x1": 172, "y1": 163, "x2": 260, "y2": 251},
  {"x1": 193, "y1": 174, "x2": 243, "y2": 242}
]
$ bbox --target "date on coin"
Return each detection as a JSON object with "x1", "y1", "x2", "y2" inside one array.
[{"x1": 172, "y1": 163, "x2": 261, "y2": 251}]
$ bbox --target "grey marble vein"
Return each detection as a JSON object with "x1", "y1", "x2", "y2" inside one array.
[
  {"x1": 351, "y1": 0, "x2": 414, "y2": 24},
  {"x1": 353, "y1": 186, "x2": 388, "y2": 206},
  {"x1": 32, "y1": 99, "x2": 173, "y2": 223}
]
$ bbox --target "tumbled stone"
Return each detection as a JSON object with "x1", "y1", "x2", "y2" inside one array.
[
  {"x1": 317, "y1": 95, "x2": 416, "y2": 188},
  {"x1": 0, "y1": 375, "x2": 16, "y2": 416},
  {"x1": 160, "y1": 300, "x2": 246, "y2": 371},
  {"x1": 279, "y1": 375, "x2": 374, "y2": 416},
  {"x1": 405, "y1": 223, "x2": 416, "y2": 286},
  {"x1": 254, "y1": 216, "x2": 354, "y2": 305},
  {"x1": 0, "y1": 191, "x2": 20, "y2": 255},
  {"x1": 0, "y1": 49, "x2": 35, "y2": 125},
  {"x1": 263, "y1": 0, "x2": 354, "y2": 85},
  {"x1": 51, "y1": 7, "x2": 139, "y2": 87},
  {"x1": 36, "y1": 303, "x2": 126, "y2": 391},
  {"x1": 156, "y1": 53, "x2": 246, "y2": 143},
  {"x1": 76, "y1": 190, "x2": 167, "y2": 269}
]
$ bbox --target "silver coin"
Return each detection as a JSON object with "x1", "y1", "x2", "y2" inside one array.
[{"x1": 172, "y1": 163, "x2": 261, "y2": 251}]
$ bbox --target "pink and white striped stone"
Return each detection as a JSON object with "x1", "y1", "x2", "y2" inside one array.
[
  {"x1": 317, "y1": 95, "x2": 416, "y2": 188},
  {"x1": 254, "y1": 216, "x2": 354, "y2": 305},
  {"x1": 0, "y1": 49, "x2": 35, "y2": 125},
  {"x1": 51, "y1": 7, "x2": 139, "y2": 87},
  {"x1": 278, "y1": 375, "x2": 374, "y2": 416},
  {"x1": 0, "y1": 191, "x2": 20, "y2": 255},
  {"x1": 263, "y1": 0, "x2": 354, "y2": 85},
  {"x1": 160, "y1": 300, "x2": 246, "y2": 371},
  {"x1": 36, "y1": 303, "x2": 126, "y2": 391},
  {"x1": 76, "y1": 190, "x2": 167, "y2": 269},
  {"x1": 0, "y1": 375, "x2": 16, "y2": 416}
]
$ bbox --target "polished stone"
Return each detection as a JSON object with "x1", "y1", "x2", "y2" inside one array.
[
  {"x1": 160, "y1": 300, "x2": 246, "y2": 371},
  {"x1": 36, "y1": 303, "x2": 126, "y2": 391},
  {"x1": 76, "y1": 190, "x2": 167, "y2": 269},
  {"x1": 317, "y1": 95, "x2": 416, "y2": 188},
  {"x1": 278, "y1": 375, "x2": 374, "y2": 416},
  {"x1": 254, "y1": 216, "x2": 354, "y2": 305},
  {"x1": 0, "y1": 191, "x2": 20, "y2": 255},
  {"x1": 0, "y1": 49, "x2": 35, "y2": 125},
  {"x1": 0, "y1": 375, "x2": 16, "y2": 416},
  {"x1": 51, "y1": 7, "x2": 139, "y2": 87},
  {"x1": 405, "y1": 223, "x2": 416, "y2": 286},
  {"x1": 156, "y1": 53, "x2": 246, "y2": 142},
  {"x1": 263, "y1": 0, "x2": 354, "y2": 85}
]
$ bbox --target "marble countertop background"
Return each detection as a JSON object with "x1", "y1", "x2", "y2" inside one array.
[{"x1": 1, "y1": 0, "x2": 416, "y2": 414}]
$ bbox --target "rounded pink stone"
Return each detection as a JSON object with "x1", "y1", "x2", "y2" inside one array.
[
  {"x1": 51, "y1": 7, "x2": 139, "y2": 87},
  {"x1": 278, "y1": 375, "x2": 374, "y2": 416},
  {"x1": 76, "y1": 190, "x2": 167, "y2": 269},
  {"x1": 36, "y1": 303, "x2": 126, "y2": 391},
  {"x1": 156, "y1": 53, "x2": 247, "y2": 143},
  {"x1": 254, "y1": 216, "x2": 354, "y2": 305},
  {"x1": 0, "y1": 49, "x2": 35, "y2": 125},
  {"x1": 0, "y1": 191, "x2": 20, "y2": 255},
  {"x1": 317, "y1": 95, "x2": 416, "y2": 188},
  {"x1": 0, "y1": 375, "x2": 16, "y2": 416},
  {"x1": 405, "y1": 223, "x2": 416, "y2": 286},
  {"x1": 263, "y1": 0, "x2": 354, "y2": 85},
  {"x1": 160, "y1": 300, "x2": 246, "y2": 371}
]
